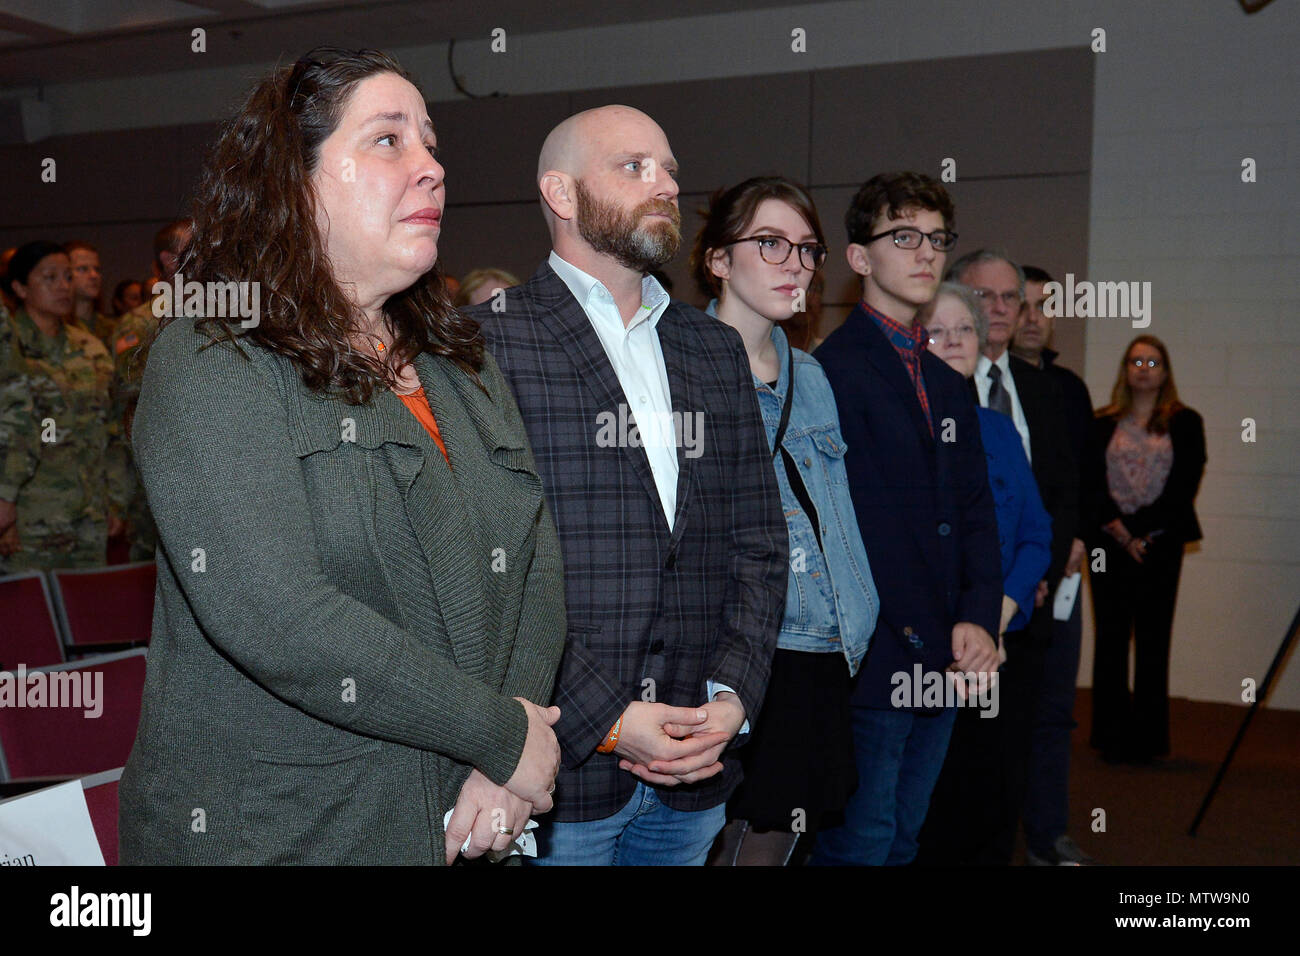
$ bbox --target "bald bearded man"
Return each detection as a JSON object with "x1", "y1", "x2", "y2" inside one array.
[{"x1": 466, "y1": 106, "x2": 787, "y2": 865}]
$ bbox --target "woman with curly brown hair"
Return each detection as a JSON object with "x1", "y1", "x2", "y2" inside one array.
[
  {"x1": 1085, "y1": 334, "x2": 1205, "y2": 764},
  {"x1": 118, "y1": 48, "x2": 565, "y2": 865}
]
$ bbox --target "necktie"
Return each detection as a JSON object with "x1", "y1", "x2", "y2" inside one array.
[{"x1": 987, "y1": 363, "x2": 1013, "y2": 417}]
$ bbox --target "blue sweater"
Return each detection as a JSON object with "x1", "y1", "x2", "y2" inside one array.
[{"x1": 977, "y1": 407, "x2": 1053, "y2": 631}]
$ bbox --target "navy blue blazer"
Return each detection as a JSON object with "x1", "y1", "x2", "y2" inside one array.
[{"x1": 817, "y1": 305, "x2": 1002, "y2": 710}]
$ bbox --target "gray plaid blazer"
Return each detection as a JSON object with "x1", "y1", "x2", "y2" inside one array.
[{"x1": 470, "y1": 261, "x2": 787, "y2": 822}]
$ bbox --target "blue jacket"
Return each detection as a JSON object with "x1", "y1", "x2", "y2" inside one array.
[
  {"x1": 707, "y1": 305, "x2": 879, "y2": 674},
  {"x1": 977, "y1": 407, "x2": 1053, "y2": 632},
  {"x1": 817, "y1": 304, "x2": 1002, "y2": 710}
]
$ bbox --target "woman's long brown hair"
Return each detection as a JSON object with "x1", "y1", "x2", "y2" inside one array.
[
  {"x1": 171, "y1": 47, "x2": 481, "y2": 403},
  {"x1": 1096, "y1": 333, "x2": 1185, "y2": 433}
]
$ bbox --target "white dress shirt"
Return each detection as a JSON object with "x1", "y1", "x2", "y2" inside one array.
[
  {"x1": 548, "y1": 251, "x2": 677, "y2": 528},
  {"x1": 975, "y1": 350, "x2": 1032, "y2": 464},
  {"x1": 549, "y1": 253, "x2": 745, "y2": 723}
]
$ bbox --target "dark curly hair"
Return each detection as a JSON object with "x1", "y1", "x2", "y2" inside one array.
[
  {"x1": 844, "y1": 171, "x2": 954, "y2": 246},
  {"x1": 173, "y1": 47, "x2": 480, "y2": 403}
]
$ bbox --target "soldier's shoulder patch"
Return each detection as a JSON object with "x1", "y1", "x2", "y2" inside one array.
[{"x1": 115, "y1": 333, "x2": 140, "y2": 355}]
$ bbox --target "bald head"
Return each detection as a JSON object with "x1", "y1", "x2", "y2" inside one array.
[
  {"x1": 537, "y1": 105, "x2": 681, "y2": 272},
  {"x1": 538, "y1": 105, "x2": 657, "y2": 181}
]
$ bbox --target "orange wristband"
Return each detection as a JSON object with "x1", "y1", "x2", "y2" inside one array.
[{"x1": 596, "y1": 715, "x2": 624, "y2": 754}]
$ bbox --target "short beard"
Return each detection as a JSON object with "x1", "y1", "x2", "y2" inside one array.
[{"x1": 574, "y1": 179, "x2": 681, "y2": 272}]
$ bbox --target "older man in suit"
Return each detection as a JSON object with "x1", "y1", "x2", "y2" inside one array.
[
  {"x1": 928, "y1": 248, "x2": 1081, "y2": 865},
  {"x1": 1012, "y1": 264, "x2": 1097, "y2": 866},
  {"x1": 469, "y1": 105, "x2": 787, "y2": 866}
]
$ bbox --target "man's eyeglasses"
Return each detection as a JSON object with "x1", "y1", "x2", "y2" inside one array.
[
  {"x1": 864, "y1": 227, "x2": 958, "y2": 252},
  {"x1": 721, "y1": 235, "x2": 828, "y2": 271},
  {"x1": 1130, "y1": 357, "x2": 1162, "y2": 369},
  {"x1": 925, "y1": 324, "x2": 977, "y2": 346},
  {"x1": 970, "y1": 288, "x2": 1024, "y2": 309}
]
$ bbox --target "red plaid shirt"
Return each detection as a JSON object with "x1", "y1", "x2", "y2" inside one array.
[{"x1": 862, "y1": 302, "x2": 933, "y2": 436}]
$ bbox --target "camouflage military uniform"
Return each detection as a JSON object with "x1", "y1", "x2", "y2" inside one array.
[
  {"x1": 71, "y1": 311, "x2": 119, "y2": 347},
  {"x1": 0, "y1": 315, "x2": 34, "y2": 558},
  {"x1": 1, "y1": 308, "x2": 128, "y2": 571},
  {"x1": 110, "y1": 299, "x2": 161, "y2": 561}
]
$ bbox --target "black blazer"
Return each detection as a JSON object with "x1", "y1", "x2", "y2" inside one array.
[
  {"x1": 817, "y1": 305, "x2": 1002, "y2": 710},
  {"x1": 1041, "y1": 347, "x2": 1094, "y2": 471},
  {"x1": 1002, "y1": 353, "x2": 1080, "y2": 587},
  {"x1": 470, "y1": 262, "x2": 787, "y2": 822},
  {"x1": 1085, "y1": 406, "x2": 1206, "y2": 545}
]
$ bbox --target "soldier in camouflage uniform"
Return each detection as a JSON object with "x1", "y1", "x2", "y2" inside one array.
[
  {"x1": 0, "y1": 246, "x2": 18, "y2": 552},
  {"x1": 66, "y1": 241, "x2": 119, "y2": 344},
  {"x1": 0, "y1": 317, "x2": 32, "y2": 557},
  {"x1": 109, "y1": 219, "x2": 191, "y2": 561},
  {"x1": 1, "y1": 241, "x2": 128, "y2": 572}
]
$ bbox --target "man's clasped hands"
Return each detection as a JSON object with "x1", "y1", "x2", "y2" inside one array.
[{"x1": 445, "y1": 692, "x2": 746, "y2": 863}]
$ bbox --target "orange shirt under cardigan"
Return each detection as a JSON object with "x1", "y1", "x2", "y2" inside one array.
[{"x1": 396, "y1": 387, "x2": 449, "y2": 464}]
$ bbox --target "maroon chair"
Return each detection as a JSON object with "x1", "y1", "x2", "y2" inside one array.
[
  {"x1": 0, "y1": 649, "x2": 147, "y2": 784},
  {"x1": 82, "y1": 768, "x2": 123, "y2": 866},
  {"x1": 50, "y1": 562, "x2": 156, "y2": 655},
  {"x1": 0, "y1": 571, "x2": 65, "y2": 671}
]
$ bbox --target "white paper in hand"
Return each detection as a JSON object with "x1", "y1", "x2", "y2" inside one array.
[
  {"x1": 0, "y1": 780, "x2": 105, "y2": 865},
  {"x1": 1053, "y1": 572, "x2": 1082, "y2": 621},
  {"x1": 442, "y1": 809, "x2": 538, "y2": 863}
]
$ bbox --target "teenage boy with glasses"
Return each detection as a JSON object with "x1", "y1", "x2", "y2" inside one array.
[{"x1": 809, "y1": 172, "x2": 1002, "y2": 866}]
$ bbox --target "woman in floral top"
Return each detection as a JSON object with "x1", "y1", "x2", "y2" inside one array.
[{"x1": 1085, "y1": 335, "x2": 1205, "y2": 763}]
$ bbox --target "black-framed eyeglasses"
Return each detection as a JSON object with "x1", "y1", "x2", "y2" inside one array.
[
  {"x1": 970, "y1": 287, "x2": 1024, "y2": 309},
  {"x1": 864, "y1": 227, "x2": 958, "y2": 251},
  {"x1": 1130, "y1": 357, "x2": 1162, "y2": 369},
  {"x1": 721, "y1": 235, "x2": 828, "y2": 271}
]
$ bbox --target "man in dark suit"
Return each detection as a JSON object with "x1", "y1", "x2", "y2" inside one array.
[
  {"x1": 469, "y1": 105, "x2": 787, "y2": 865},
  {"x1": 1012, "y1": 264, "x2": 1097, "y2": 865},
  {"x1": 927, "y1": 248, "x2": 1081, "y2": 864},
  {"x1": 949, "y1": 250, "x2": 1081, "y2": 589},
  {"x1": 809, "y1": 172, "x2": 1002, "y2": 866}
]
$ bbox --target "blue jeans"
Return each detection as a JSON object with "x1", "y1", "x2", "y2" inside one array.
[
  {"x1": 1023, "y1": 594, "x2": 1083, "y2": 854},
  {"x1": 810, "y1": 705, "x2": 957, "y2": 865},
  {"x1": 530, "y1": 783, "x2": 727, "y2": 866}
]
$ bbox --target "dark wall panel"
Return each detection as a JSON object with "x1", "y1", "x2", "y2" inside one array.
[
  {"x1": 571, "y1": 74, "x2": 813, "y2": 196},
  {"x1": 2, "y1": 51, "x2": 1092, "y2": 379},
  {"x1": 812, "y1": 48, "x2": 1094, "y2": 185},
  {"x1": 433, "y1": 92, "x2": 573, "y2": 204}
]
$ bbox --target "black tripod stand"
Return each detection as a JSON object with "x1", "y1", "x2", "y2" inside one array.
[{"x1": 1188, "y1": 600, "x2": 1299, "y2": 835}]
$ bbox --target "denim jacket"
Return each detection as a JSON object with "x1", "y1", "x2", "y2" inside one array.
[{"x1": 707, "y1": 304, "x2": 879, "y2": 674}]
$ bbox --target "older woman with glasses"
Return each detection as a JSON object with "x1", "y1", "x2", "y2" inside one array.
[
  {"x1": 1085, "y1": 335, "x2": 1205, "y2": 764},
  {"x1": 914, "y1": 281, "x2": 1053, "y2": 866},
  {"x1": 920, "y1": 282, "x2": 1052, "y2": 646}
]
